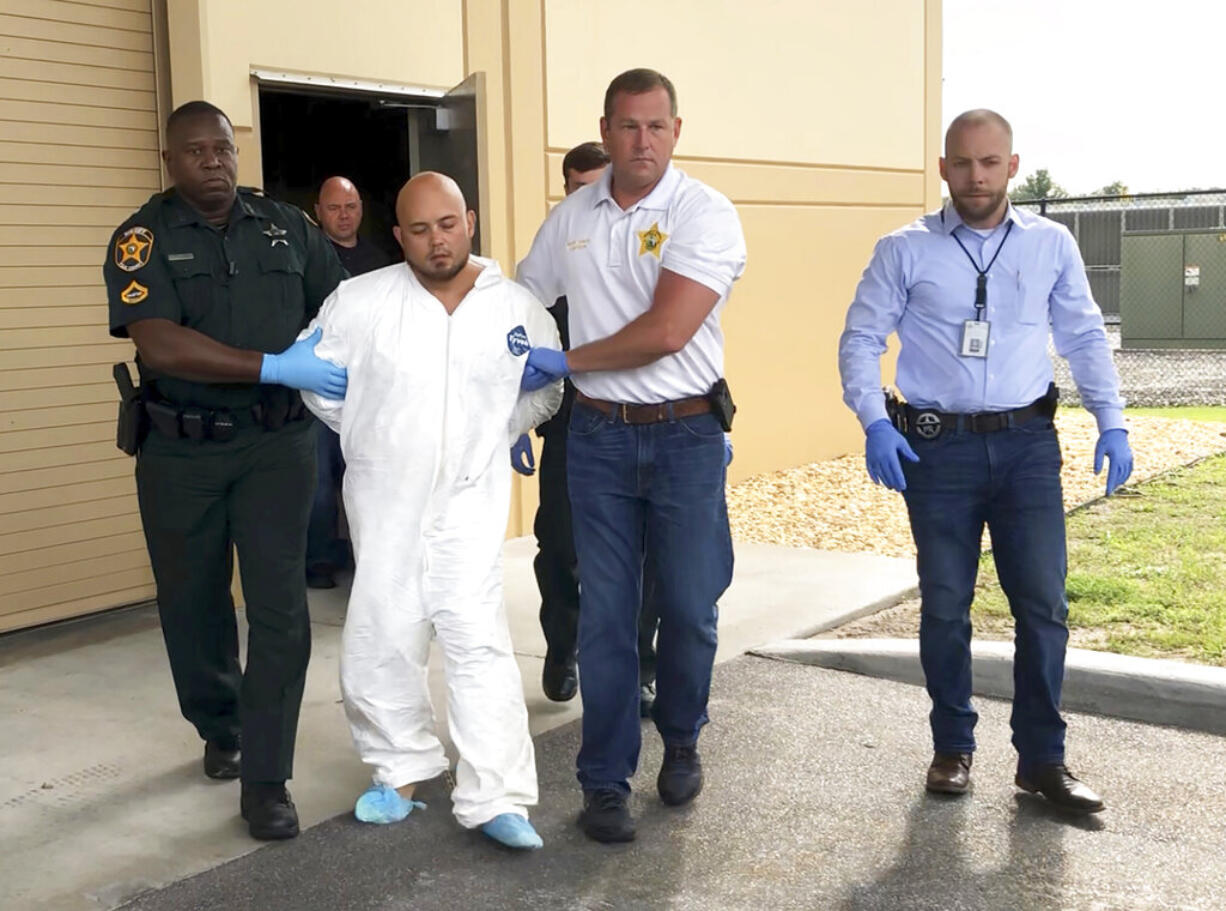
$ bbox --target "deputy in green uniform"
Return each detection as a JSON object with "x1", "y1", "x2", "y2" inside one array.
[{"x1": 103, "y1": 100, "x2": 347, "y2": 840}]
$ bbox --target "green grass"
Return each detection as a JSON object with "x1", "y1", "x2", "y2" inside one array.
[
  {"x1": 971, "y1": 452, "x2": 1226, "y2": 665},
  {"x1": 1125, "y1": 405, "x2": 1226, "y2": 422}
]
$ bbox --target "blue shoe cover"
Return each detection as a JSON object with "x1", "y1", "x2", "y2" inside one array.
[
  {"x1": 353, "y1": 784, "x2": 426, "y2": 824},
  {"x1": 481, "y1": 812, "x2": 543, "y2": 849}
]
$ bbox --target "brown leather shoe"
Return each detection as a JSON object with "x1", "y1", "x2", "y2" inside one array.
[
  {"x1": 925, "y1": 752, "x2": 972, "y2": 794},
  {"x1": 1015, "y1": 763, "x2": 1104, "y2": 814}
]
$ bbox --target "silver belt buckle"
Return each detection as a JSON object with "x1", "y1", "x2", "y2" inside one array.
[{"x1": 913, "y1": 411, "x2": 942, "y2": 440}]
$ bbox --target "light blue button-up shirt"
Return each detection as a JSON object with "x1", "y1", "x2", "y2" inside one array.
[{"x1": 838, "y1": 202, "x2": 1125, "y2": 433}]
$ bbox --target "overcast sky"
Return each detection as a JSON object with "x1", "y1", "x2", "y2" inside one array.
[{"x1": 943, "y1": 0, "x2": 1224, "y2": 195}]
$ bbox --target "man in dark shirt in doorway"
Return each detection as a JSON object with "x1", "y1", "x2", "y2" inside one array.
[
  {"x1": 315, "y1": 176, "x2": 394, "y2": 276},
  {"x1": 306, "y1": 176, "x2": 394, "y2": 588}
]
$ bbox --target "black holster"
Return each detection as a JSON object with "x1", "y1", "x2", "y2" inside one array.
[
  {"x1": 1040, "y1": 382, "x2": 1060, "y2": 416},
  {"x1": 884, "y1": 388, "x2": 908, "y2": 433},
  {"x1": 113, "y1": 362, "x2": 149, "y2": 456},
  {"x1": 706, "y1": 378, "x2": 736, "y2": 432}
]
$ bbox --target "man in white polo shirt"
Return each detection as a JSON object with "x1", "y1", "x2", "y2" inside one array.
[{"x1": 517, "y1": 67, "x2": 747, "y2": 844}]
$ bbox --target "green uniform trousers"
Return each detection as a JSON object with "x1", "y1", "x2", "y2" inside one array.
[{"x1": 135, "y1": 420, "x2": 315, "y2": 783}]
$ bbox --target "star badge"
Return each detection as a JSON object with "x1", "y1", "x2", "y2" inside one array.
[
  {"x1": 637, "y1": 222, "x2": 668, "y2": 258},
  {"x1": 120, "y1": 280, "x2": 148, "y2": 305},
  {"x1": 263, "y1": 223, "x2": 289, "y2": 247},
  {"x1": 115, "y1": 227, "x2": 153, "y2": 272}
]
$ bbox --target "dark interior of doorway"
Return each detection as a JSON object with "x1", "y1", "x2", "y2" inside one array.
[{"x1": 259, "y1": 88, "x2": 409, "y2": 264}]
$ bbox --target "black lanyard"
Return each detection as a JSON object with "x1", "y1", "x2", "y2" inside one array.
[{"x1": 945, "y1": 215, "x2": 1013, "y2": 320}]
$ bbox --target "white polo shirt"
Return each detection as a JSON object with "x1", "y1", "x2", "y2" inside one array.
[{"x1": 516, "y1": 164, "x2": 747, "y2": 404}]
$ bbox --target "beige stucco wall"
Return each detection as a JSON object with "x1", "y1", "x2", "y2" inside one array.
[
  {"x1": 166, "y1": 0, "x2": 465, "y2": 111},
  {"x1": 163, "y1": 0, "x2": 943, "y2": 535},
  {"x1": 543, "y1": 1, "x2": 927, "y2": 170},
  {"x1": 166, "y1": 0, "x2": 466, "y2": 186}
]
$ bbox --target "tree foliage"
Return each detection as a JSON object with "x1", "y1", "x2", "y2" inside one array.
[{"x1": 1009, "y1": 169, "x2": 1068, "y2": 202}]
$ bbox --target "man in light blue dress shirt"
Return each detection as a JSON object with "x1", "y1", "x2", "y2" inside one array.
[{"x1": 838, "y1": 109, "x2": 1133, "y2": 815}]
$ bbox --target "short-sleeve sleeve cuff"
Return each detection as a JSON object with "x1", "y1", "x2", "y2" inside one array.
[
  {"x1": 660, "y1": 258, "x2": 735, "y2": 298},
  {"x1": 659, "y1": 195, "x2": 746, "y2": 299},
  {"x1": 108, "y1": 285, "x2": 180, "y2": 337}
]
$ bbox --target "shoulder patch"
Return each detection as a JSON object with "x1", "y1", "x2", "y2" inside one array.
[
  {"x1": 507, "y1": 325, "x2": 530, "y2": 356},
  {"x1": 115, "y1": 227, "x2": 154, "y2": 272},
  {"x1": 120, "y1": 280, "x2": 148, "y2": 305}
]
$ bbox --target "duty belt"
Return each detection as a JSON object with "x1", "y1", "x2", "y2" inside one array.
[
  {"x1": 575, "y1": 390, "x2": 713, "y2": 425},
  {"x1": 903, "y1": 390, "x2": 1057, "y2": 440},
  {"x1": 145, "y1": 397, "x2": 306, "y2": 442}
]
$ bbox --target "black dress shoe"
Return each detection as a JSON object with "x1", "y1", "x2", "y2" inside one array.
[
  {"x1": 925, "y1": 752, "x2": 972, "y2": 795},
  {"x1": 542, "y1": 652, "x2": 578, "y2": 702},
  {"x1": 306, "y1": 565, "x2": 336, "y2": 590},
  {"x1": 638, "y1": 682, "x2": 655, "y2": 719},
  {"x1": 241, "y1": 782, "x2": 300, "y2": 840},
  {"x1": 657, "y1": 743, "x2": 703, "y2": 806},
  {"x1": 579, "y1": 788, "x2": 636, "y2": 843},
  {"x1": 203, "y1": 740, "x2": 240, "y2": 780},
  {"x1": 1016, "y1": 763, "x2": 1105, "y2": 814}
]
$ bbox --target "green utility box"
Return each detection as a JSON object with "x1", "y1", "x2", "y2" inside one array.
[{"x1": 1120, "y1": 229, "x2": 1226, "y2": 348}]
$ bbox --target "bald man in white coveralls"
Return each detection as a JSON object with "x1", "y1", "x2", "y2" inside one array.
[{"x1": 301, "y1": 172, "x2": 562, "y2": 850}]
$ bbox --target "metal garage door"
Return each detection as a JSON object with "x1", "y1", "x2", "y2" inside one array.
[{"x1": 0, "y1": 0, "x2": 164, "y2": 631}]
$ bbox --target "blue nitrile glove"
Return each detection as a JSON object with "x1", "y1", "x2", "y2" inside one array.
[
  {"x1": 724, "y1": 434, "x2": 733, "y2": 466},
  {"x1": 519, "y1": 364, "x2": 553, "y2": 392},
  {"x1": 1094, "y1": 427, "x2": 1133, "y2": 496},
  {"x1": 528, "y1": 346, "x2": 571, "y2": 378},
  {"x1": 260, "y1": 328, "x2": 347, "y2": 400},
  {"x1": 865, "y1": 418, "x2": 919, "y2": 492},
  {"x1": 511, "y1": 433, "x2": 535, "y2": 476},
  {"x1": 519, "y1": 347, "x2": 571, "y2": 392}
]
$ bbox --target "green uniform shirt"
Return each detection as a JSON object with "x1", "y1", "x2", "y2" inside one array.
[{"x1": 104, "y1": 187, "x2": 347, "y2": 411}]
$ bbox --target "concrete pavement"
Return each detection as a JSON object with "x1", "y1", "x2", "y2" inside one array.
[
  {"x1": 119, "y1": 658, "x2": 1226, "y2": 911},
  {"x1": 0, "y1": 538, "x2": 917, "y2": 911}
]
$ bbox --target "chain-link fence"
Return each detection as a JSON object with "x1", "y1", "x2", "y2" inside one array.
[{"x1": 1014, "y1": 190, "x2": 1226, "y2": 407}]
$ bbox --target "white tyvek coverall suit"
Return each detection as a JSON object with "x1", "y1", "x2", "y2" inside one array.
[{"x1": 301, "y1": 256, "x2": 562, "y2": 828}]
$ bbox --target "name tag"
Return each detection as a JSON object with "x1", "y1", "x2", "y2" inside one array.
[{"x1": 960, "y1": 319, "x2": 990, "y2": 358}]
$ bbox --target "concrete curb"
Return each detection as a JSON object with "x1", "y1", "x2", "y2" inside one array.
[
  {"x1": 776, "y1": 585, "x2": 920, "y2": 641},
  {"x1": 750, "y1": 637, "x2": 1226, "y2": 736}
]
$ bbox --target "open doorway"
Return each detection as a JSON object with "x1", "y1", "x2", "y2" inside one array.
[
  {"x1": 258, "y1": 81, "x2": 484, "y2": 260},
  {"x1": 259, "y1": 88, "x2": 408, "y2": 263}
]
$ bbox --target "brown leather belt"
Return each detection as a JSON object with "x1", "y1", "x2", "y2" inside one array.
[{"x1": 575, "y1": 390, "x2": 712, "y2": 424}]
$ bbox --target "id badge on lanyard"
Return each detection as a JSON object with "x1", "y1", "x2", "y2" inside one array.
[
  {"x1": 948, "y1": 217, "x2": 1013, "y2": 361},
  {"x1": 961, "y1": 319, "x2": 990, "y2": 358}
]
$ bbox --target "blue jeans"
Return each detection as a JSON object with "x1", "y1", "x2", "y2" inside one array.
[
  {"x1": 306, "y1": 423, "x2": 346, "y2": 571},
  {"x1": 901, "y1": 415, "x2": 1069, "y2": 772},
  {"x1": 567, "y1": 404, "x2": 733, "y2": 794}
]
